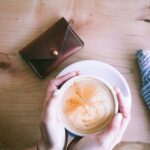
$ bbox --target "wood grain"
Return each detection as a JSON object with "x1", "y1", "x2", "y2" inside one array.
[{"x1": 0, "y1": 0, "x2": 150, "y2": 149}]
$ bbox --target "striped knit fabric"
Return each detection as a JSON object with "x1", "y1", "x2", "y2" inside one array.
[{"x1": 136, "y1": 49, "x2": 150, "y2": 109}]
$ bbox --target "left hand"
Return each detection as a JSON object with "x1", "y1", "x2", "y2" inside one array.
[{"x1": 39, "y1": 71, "x2": 79, "y2": 150}]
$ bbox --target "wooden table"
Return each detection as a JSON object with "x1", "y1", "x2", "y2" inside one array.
[{"x1": 0, "y1": 0, "x2": 150, "y2": 149}]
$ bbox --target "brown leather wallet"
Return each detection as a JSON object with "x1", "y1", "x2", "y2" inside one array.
[{"x1": 19, "y1": 17, "x2": 84, "y2": 78}]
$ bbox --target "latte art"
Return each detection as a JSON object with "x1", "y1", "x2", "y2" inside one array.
[{"x1": 62, "y1": 78, "x2": 115, "y2": 134}]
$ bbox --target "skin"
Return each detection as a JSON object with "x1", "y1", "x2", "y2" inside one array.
[
  {"x1": 37, "y1": 71, "x2": 131, "y2": 150},
  {"x1": 72, "y1": 87, "x2": 131, "y2": 150}
]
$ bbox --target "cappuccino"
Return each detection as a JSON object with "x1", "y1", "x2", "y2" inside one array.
[{"x1": 60, "y1": 77, "x2": 116, "y2": 135}]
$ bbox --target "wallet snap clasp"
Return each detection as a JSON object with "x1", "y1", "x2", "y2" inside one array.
[{"x1": 51, "y1": 48, "x2": 59, "y2": 57}]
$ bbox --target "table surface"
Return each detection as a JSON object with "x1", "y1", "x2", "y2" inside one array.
[{"x1": 0, "y1": 0, "x2": 150, "y2": 149}]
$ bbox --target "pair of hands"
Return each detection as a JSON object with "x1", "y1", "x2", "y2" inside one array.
[{"x1": 39, "y1": 71, "x2": 131, "y2": 150}]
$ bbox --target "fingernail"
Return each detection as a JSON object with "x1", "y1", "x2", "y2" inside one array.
[
  {"x1": 115, "y1": 113, "x2": 122, "y2": 122},
  {"x1": 71, "y1": 71, "x2": 77, "y2": 75},
  {"x1": 72, "y1": 71, "x2": 80, "y2": 76},
  {"x1": 76, "y1": 71, "x2": 80, "y2": 75},
  {"x1": 53, "y1": 89, "x2": 60, "y2": 96},
  {"x1": 114, "y1": 87, "x2": 121, "y2": 94}
]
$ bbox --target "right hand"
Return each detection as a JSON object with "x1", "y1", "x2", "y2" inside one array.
[
  {"x1": 72, "y1": 87, "x2": 131, "y2": 150},
  {"x1": 39, "y1": 72, "x2": 79, "y2": 150}
]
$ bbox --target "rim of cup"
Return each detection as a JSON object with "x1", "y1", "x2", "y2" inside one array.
[{"x1": 57, "y1": 75, "x2": 119, "y2": 136}]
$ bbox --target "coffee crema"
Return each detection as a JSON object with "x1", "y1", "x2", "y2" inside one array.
[{"x1": 61, "y1": 78, "x2": 115, "y2": 134}]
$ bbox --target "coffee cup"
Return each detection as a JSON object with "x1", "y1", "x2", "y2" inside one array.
[{"x1": 56, "y1": 75, "x2": 118, "y2": 136}]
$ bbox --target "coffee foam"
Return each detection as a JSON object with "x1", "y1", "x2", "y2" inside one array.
[{"x1": 62, "y1": 78, "x2": 115, "y2": 134}]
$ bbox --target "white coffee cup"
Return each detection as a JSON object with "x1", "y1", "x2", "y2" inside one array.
[{"x1": 56, "y1": 75, "x2": 118, "y2": 136}]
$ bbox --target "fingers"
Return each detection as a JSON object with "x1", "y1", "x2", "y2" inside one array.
[
  {"x1": 110, "y1": 115, "x2": 131, "y2": 149},
  {"x1": 45, "y1": 71, "x2": 79, "y2": 104},
  {"x1": 53, "y1": 71, "x2": 79, "y2": 87},
  {"x1": 97, "y1": 87, "x2": 131, "y2": 149},
  {"x1": 47, "y1": 71, "x2": 79, "y2": 94},
  {"x1": 109, "y1": 87, "x2": 131, "y2": 149},
  {"x1": 116, "y1": 116, "x2": 130, "y2": 142},
  {"x1": 114, "y1": 87, "x2": 130, "y2": 118},
  {"x1": 98, "y1": 113, "x2": 122, "y2": 147},
  {"x1": 50, "y1": 71, "x2": 79, "y2": 90}
]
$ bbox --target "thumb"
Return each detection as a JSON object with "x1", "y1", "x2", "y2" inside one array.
[{"x1": 98, "y1": 113, "x2": 122, "y2": 147}]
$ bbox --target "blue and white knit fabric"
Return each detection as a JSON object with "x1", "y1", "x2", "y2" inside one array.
[{"x1": 136, "y1": 49, "x2": 150, "y2": 109}]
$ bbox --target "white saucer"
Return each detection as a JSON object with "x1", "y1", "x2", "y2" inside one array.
[{"x1": 57, "y1": 60, "x2": 131, "y2": 109}]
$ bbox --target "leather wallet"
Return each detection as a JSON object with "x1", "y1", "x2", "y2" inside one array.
[{"x1": 19, "y1": 17, "x2": 84, "y2": 78}]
